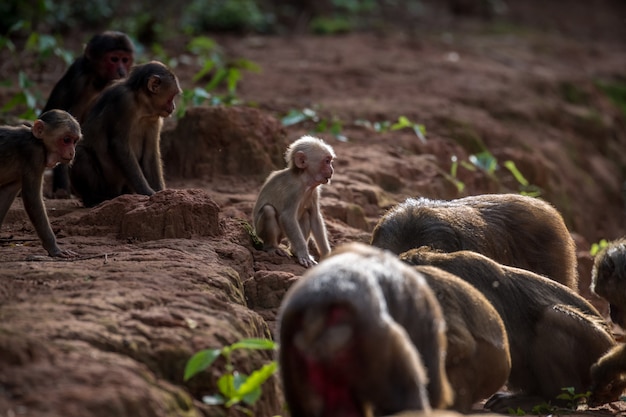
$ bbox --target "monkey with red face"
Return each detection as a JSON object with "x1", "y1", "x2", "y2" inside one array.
[
  {"x1": 42, "y1": 31, "x2": 135, "y2": 198},
  {"x1": 253, "y1": 135, "x2": 335, "y2": 267},
  {"x1": 70, "y1": 61, "x2": 181, "y2": 208},
  {"x1": 0, "y1": 110, "x2": 81, "y2": 257}
]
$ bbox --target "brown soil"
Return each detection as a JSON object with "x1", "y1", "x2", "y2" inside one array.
[{"x1": 2, "y1": 4, "x2": 626, "y2": 417}]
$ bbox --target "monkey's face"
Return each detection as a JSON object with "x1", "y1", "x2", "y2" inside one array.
[
  {"x1": 315, "y1": 153, "x2": 334, "y2": 184},
  {"x1": 592, "y1": 244, "x2": 626, "y2": 328},
  {"x1": 48, "y1": 132, "x2": 80, "y2": 167},
  {"x1": 99, "y1": 50, "x2": 134, "y2": 80}
]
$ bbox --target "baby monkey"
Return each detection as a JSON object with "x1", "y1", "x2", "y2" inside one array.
[
  {"x1": 0, "y1": 110, "x2": 81, "y2": 257},
  {"x1": 253, "y1": 135, "x2": 335, "y2": 267}
]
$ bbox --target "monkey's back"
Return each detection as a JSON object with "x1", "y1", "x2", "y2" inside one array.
[{"x1": 372, "y1": 193, "x2": 578, "y2": 289}]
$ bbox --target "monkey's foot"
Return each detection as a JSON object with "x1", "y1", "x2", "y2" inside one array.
[{"x1": 297, "y1": 254, "x2": 317, "y2": 268}]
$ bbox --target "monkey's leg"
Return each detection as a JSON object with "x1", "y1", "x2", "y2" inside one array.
[{"x1": 256, "y1": 205, "x2": 290, "y2": 257}]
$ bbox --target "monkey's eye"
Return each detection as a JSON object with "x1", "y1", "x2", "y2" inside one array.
[
  {"x1": 111, "y1": 57, "x2": 120, "y2": 63},
  {"x1": 63, "y1": 136, "x2": 73, "y2": 144},
  {"x1": 122, "y1": 57, "x2": 130, "y2": 64}
]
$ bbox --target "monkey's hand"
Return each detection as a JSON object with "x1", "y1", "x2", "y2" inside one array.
[
  {"x1": 48, "y1": 246, "x2": 79, "y2": 258},
  {"x1": 297, "y1": 254, "x2": 317, "y2": 268}
]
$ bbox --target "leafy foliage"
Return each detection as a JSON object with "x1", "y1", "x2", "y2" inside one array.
[
  {"x1": 590, "y1": 239, "x2": 609, "y2": 257},
  {"x1": 184, "y1": 338, "x2": 278, "y2": 413},
  {"x1": 176, "y1": 36, "x2": 261, "y2": 117}
]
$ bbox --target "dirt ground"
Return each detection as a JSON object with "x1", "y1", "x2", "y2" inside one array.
[{"x1": 2, "y1": 4, "x2": 626, "y2": 417}]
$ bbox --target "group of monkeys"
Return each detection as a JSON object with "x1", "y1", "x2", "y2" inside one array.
[
  {"x1": 246, "y1": 118, "x2": 626, "y2": 415},
  {"x1": 0, "y1": 31, "x2": 181, "y2": 257},
  {"x1": 272, "y1": 185, "x2": 626, "y2": 416},
  {"x1": 1, "y1": 29, "x2": 626, "y2": 417}
]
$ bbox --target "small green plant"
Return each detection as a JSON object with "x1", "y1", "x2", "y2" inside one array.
[
  {"x1": 509, "y1": 387, "x2": 591, "y2": 415},
  {"x1": 446, "y1": 151, "x2": 541, "y2": 197},
  {"x1": 281, "y1": 108, "x2": 348, "y2": 141},
  {"x1": 184, "y1": 338, "x2": 278, "y2": 414},
  {"x1": 355, "y1": 116, "x2": 426, "y2": 142},
  {"x1": 176, "y1": 36, "x2": 260, "y2": 117},
  {"x1": 555, "y1": 386, "x2": 591, "y2": 409},
  {"x1": 590, "y1": 239, "x2": 609, "y2": 257},
  {"x1": 502, "y1": 160, "x2": 542, "y2": 197},
  {"x1": 1, "y1": 71, "x2": 42, "y2": 119}
]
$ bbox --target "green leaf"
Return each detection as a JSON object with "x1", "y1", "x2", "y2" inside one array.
[
  {"x1": 281, "y1": 109, "x2": 316, "y2": 126},
  {"x1": 503, "y1": 160, "x2": 529, "y2": 186},
  {"x1": 184, "y1": 348, "x2": 222, "y2": 381},
  {"x1": 218, "y1": 373, "x2": 237, "y2": 399},
  {"x1": 226, "y1": 68, "x2": 241, "y2": 93},
  {"x1": 237, "y1": 362, "x2": 277, "y2": 397},
  {"x1": 469, "y1": 151, "x2": 498, "y2": 174},
  {"x1": 230, "y1": 338, "x2": 276, "y2": 351},
  {"x1": 192, "y1": 60, "x2": 215, "y2": 83}
]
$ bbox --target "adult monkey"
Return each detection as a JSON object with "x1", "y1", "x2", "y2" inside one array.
[
  {"x1": 588, "y1": 238, "x2": 626, "y2": 405},
  {"x1": 70, "y1": 61, "x2": 181, "y2": 208},
  {"x1": 372, "y1": 194, "x2": 578, "y2": 290},
  {"x1": 400, "y1": 247, "x2": 615, "y2": 412},
  {"x1": 253, "y1": 135, "x2": 335, "y2": 267},
  {"x1": 0, "y1": 110, "x2": 81, "y2": 257},
  {"x1": 42, "y1": 31, "x2": 135, "y2": 198},
  {"x1": 278, "y1": 243, "x2": 452, "y2": 416}
]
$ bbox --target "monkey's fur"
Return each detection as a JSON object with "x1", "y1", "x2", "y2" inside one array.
[
  {"x1": 372, "y1": 194, "x2": 578, "y2": 290},
  {"x1": 589, "y1": 238, "x2": 626, "y2": 405},
  {"x1": 414, "y1": 265, "x2": 511, "y2": 412},
  {"x1": 400, "y1": 247, "x2": 614, "y2": 411},
  {"x1": 278, "y1": 243, "x2": 453, "y2": 416}
]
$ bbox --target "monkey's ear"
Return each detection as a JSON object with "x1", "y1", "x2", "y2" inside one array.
[
  {"x1": 294, "y1": 151, "x2": 308, "y2": 169},
  {"x1": 32, "y1": 119, "x2": 46, "y2": 139},
  {"x1": 147, "y1": 75, "x2": 162, "y2": 94}
]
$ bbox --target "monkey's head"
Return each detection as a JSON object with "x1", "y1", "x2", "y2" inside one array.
[
  {"x1": 286, "y1": 135, "x2": 336, "y2": 186},
  {"x1": 129, "y1": 61, "x2": 182, "y2": 118},
  {"x1": 591, "y1": 239, "x2": 626, "y2": 328},
  {"x1": 86, "y1": 31, "x2": 135, "y2": 81},
  {"x1": 33, "y1": 110, "x2": 82, "y2": 168}
]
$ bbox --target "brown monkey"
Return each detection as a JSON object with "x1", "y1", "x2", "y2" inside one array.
[
  {"x1": 0, "y1": 110, "x2": 81, "y2": 257},
  {"x1": 591, "y1": 238, "x2": 626, "y2": 327},
  {"x1": 371, "y1": 194, "x2": 578, "y2": 290},
  {"x1": 415, "y1": 265, "x2": 511, "y2": 412},
  {"x1": 70, "y1": 61, "x2": 181, "y2": 208},
  {"x1": 253, "y1": 135, "x2": 335, "y2": 267},
  {"x1": 278, "y1": 243, "x2": 453, "y2": 416},
  {"x1": 588, "y1": 238, "x2": 626, "y2": 405},
  {"x1": 400, "y1": 247, "x2": 615, "y2": 412},
  {"x1": 589, "y1": 343, "x2": 626, "y2": 406},
  {"x1": 42, "y1": 31, "x2": 135, "y2": 198}
]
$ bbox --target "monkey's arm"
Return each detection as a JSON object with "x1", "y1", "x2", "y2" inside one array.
[
  {"x1": 20, "y1": 168, "x2": 63, "y2": 256},
  {"x1": 110, "y1": 134, "x2": 155, "y2": 196},
  {"x1": 309, "y1": 192, "x2": 331, "y2": 257},
  {"x1": 279, "y1": 206, "x2": 314, "y2": 267},
  {"x1": 140, "y1": 121, "x2": 165, "y2": 192}
]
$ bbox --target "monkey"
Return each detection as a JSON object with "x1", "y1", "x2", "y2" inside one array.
[
  {"x1": 587, "y1": 238, "x2": 626, "y2": 405},
  {"x1": 371, "y1": 194, "x2": 578, "y2": 290},
  {"x1": 253, "y1": 135, "x2": 335, "y2": 268},
  {"x1": 589, "y1": 343, "x2": 626, "y2": 406},
  {"x1": 42, "y1": 31, "x2": 135, "y2": 198},
  {"x1": 0, "y1": 110, "x2": 81, "y2": 257},
  {"x1": 399, "y1": 247, "x2": 615, "y2": 412},
  {"x1": 277, "y1": 242, "x2": 453, "y2": 416},
  {"x1": 69, "y1": 61, "x2": 181, "y2": 208},
  {"x1": 591, "y1": 238, "x2": 626, "y2": 328},
  {"x1": 414, "y1": 265, "x2": 511, "y2": 412}
]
